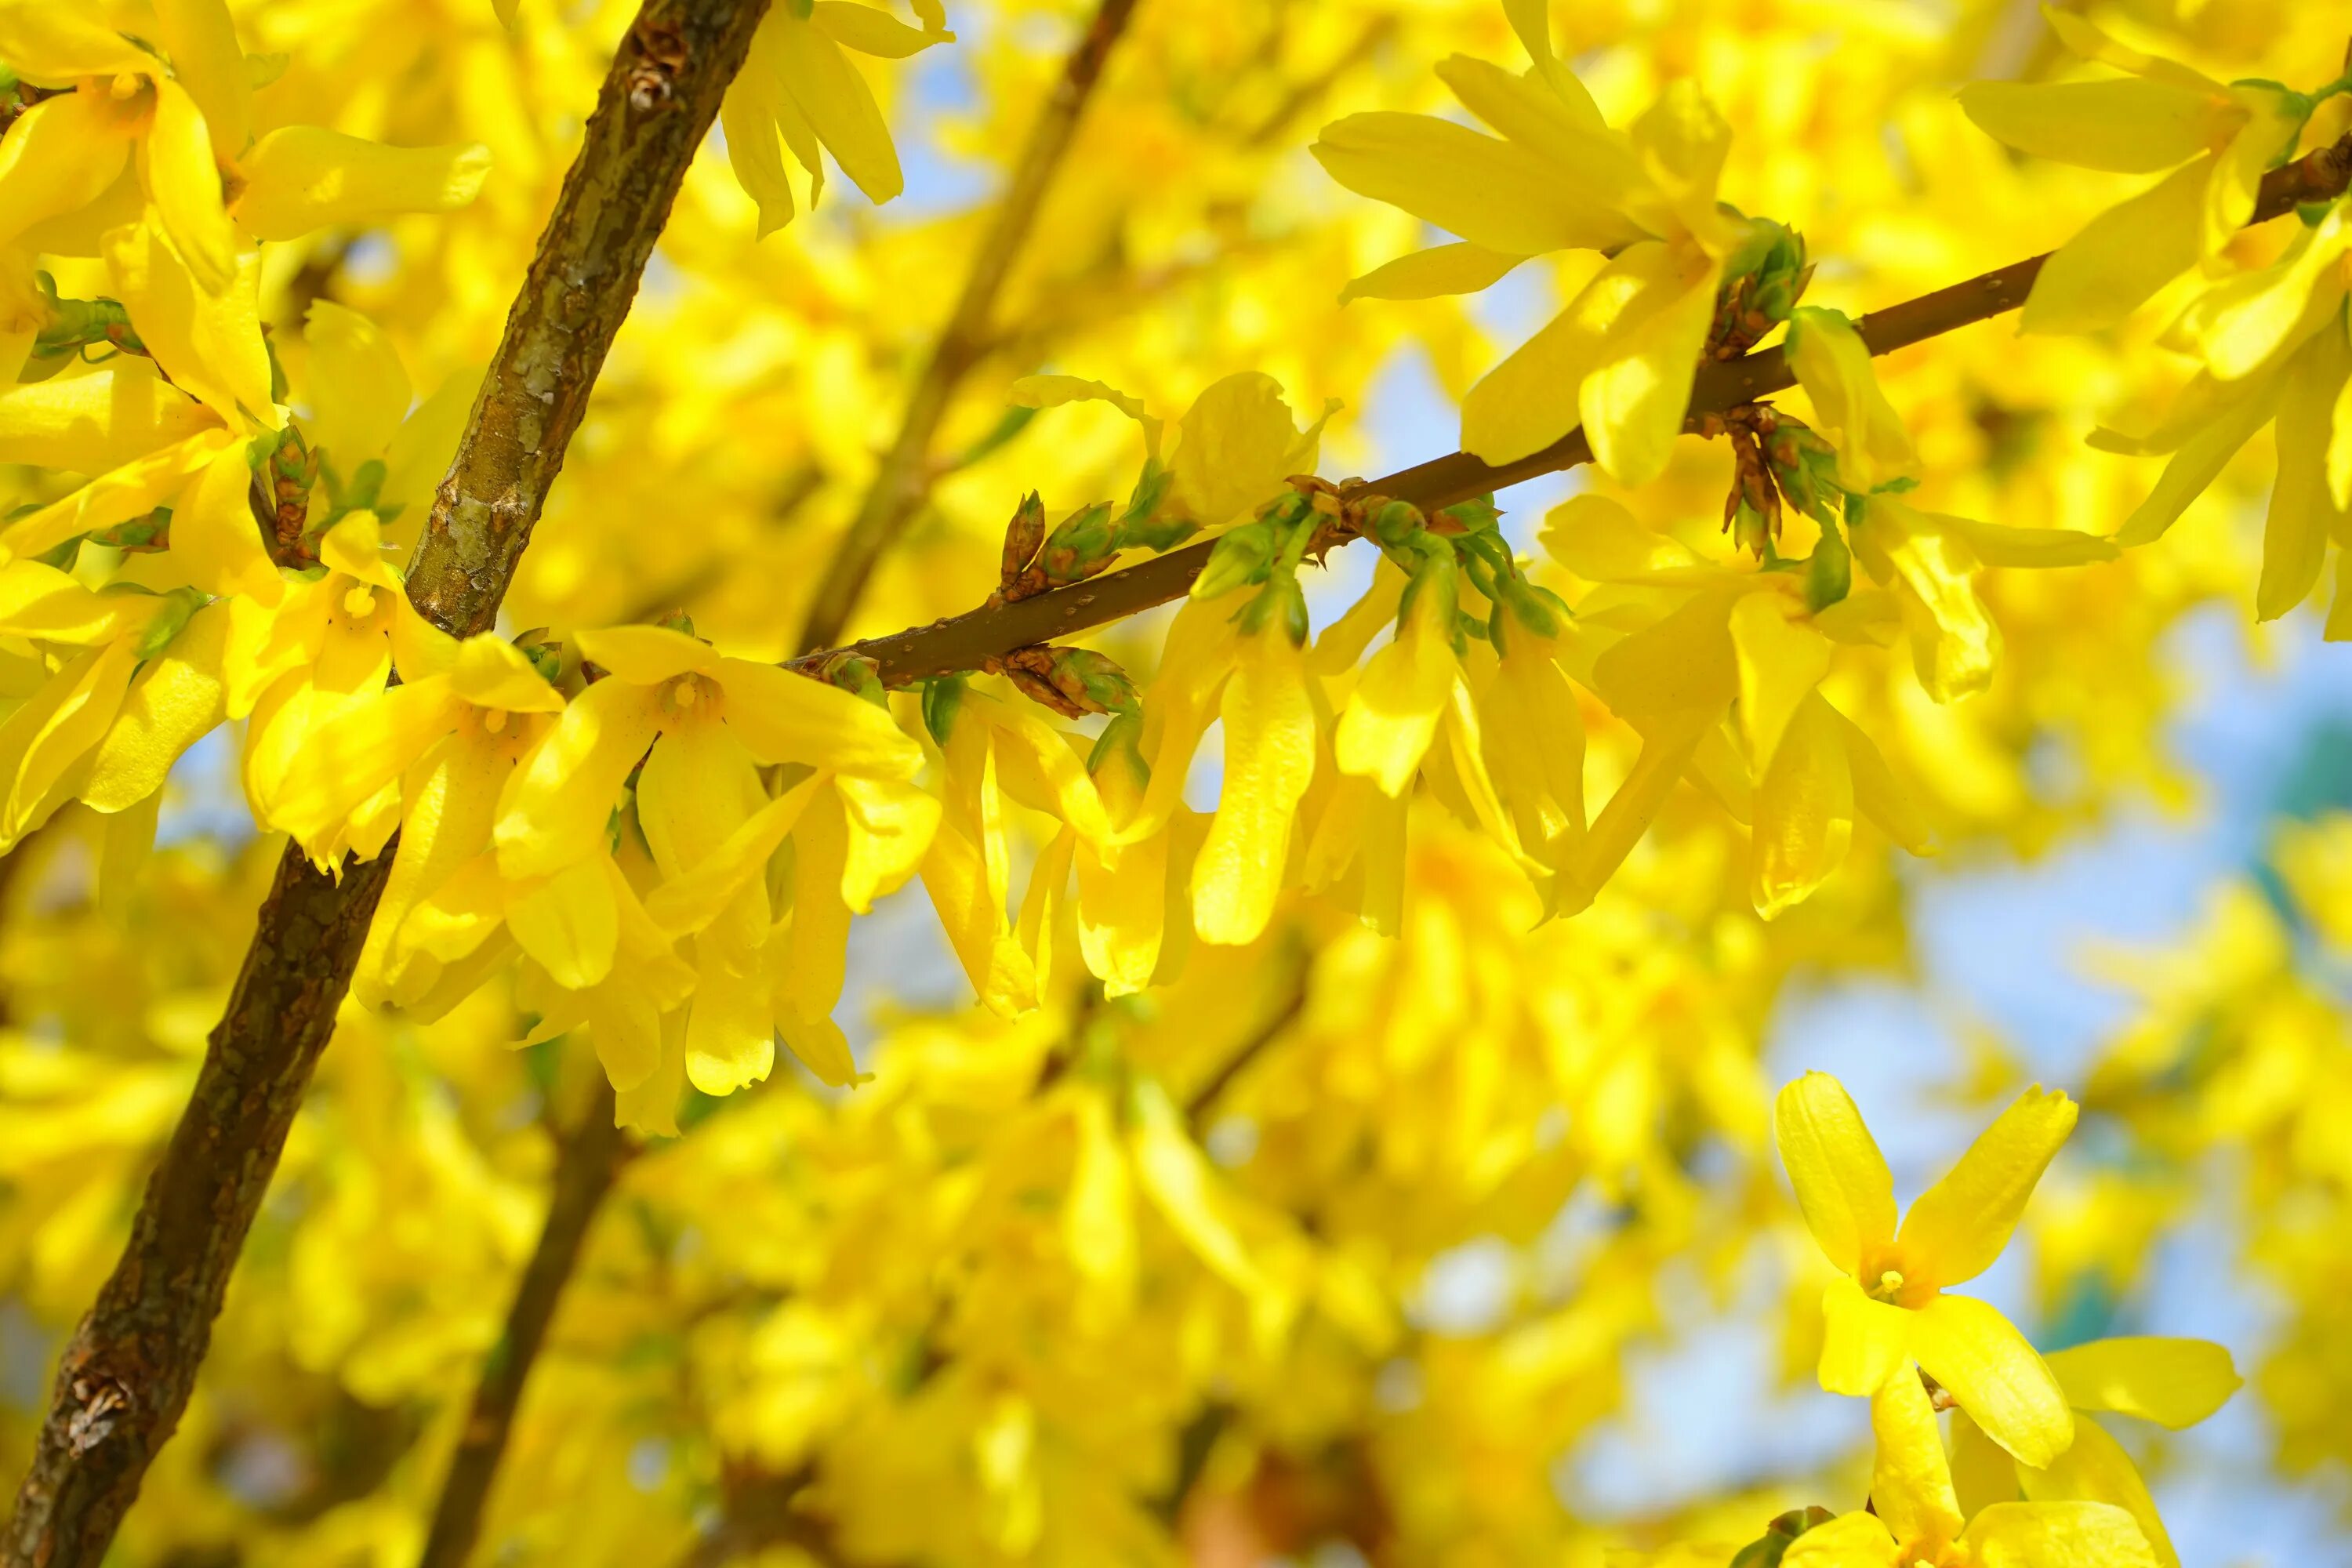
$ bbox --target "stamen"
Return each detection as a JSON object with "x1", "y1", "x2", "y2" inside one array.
[
  {"x1": 343, "y1": 586, "x2": 377, "y2": 619},
  {"x1": 483, "y1": 709, "x2": 509, "y2": 735}
]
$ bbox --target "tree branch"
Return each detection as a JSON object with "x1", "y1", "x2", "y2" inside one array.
[
  {"x1": 795, "y1": 0, "x2": 1144, "y2": 654},
  {"x1": 790, "y1": 131, "x2": 2352, "y2": 688},
  {"x1": 416, "y1": 1080, "x2": 633, "y2": 1568},
  {"x1": 2, "y1": 6, "x2": 772, "y2": 1563}
]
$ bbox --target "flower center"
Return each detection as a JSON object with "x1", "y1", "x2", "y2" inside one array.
[
  {"x1": 483, "y1": 708, "x2": 509, "y2": 735},
  {"x1": 1869, "y1": 1268, "x2": 1906, "y2": 1305},
  {"x1": 343, "y1": 584, "x2": 378, "y2": 619}
]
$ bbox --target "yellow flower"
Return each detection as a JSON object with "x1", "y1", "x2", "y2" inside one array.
[
  {"x1": 1192, "y1": 618, "x2": 1317, "y2": 946},
  {"x1": 0, "y1": 0, "x2": 487, "y2": 293},
  {"x1": 1951, "y1": 1336, "x2": 2240, "y2": 1568},
  {"x1": 719, "y1": 0, "x2": 953, "y2": 235},
  {"x1": 1959, "y1": 9, "x2": 2308, "y2": 335},
  {"x1": 1773, "y1": 1071, "x2": 2078, "y2": 1465},
  {"x1": 1316, "y1": 9, "x2": 1753, "y2": 483},
  {"x1": 1786, "y1": 1374, "x2": 2155, "y2": 1568},
  {"x1": 1785, "y1": 307, "x2": 1920, "y2": 495},
  {"x1": 495, "y1": 624, "x2": 924, "y2": 1099}
]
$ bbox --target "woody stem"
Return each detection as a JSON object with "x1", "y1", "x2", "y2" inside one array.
[{"x1": 789, "y1": 130, "x2": 2352, "y2": 688}]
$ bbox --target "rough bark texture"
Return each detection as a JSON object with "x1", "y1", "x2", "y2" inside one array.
[
  {"x1": 408, "y1": 0, "x2": 776, "y2": 637},
  {"x1": 797, "y1": 131, "x2": 2352, "y2": 688},
  {"x1": 795, "y1": 0, "x2": 1143, "y2": 655},
  {"x1": 3, "y1": 4, "x2": 773, "y2": 1563},
  {"x1": 2, "y1": 848, "x2": 395, "y2": 1568},
  {"x1": 416, "y1": 1082, "x2": 632, "y2": 1568}
]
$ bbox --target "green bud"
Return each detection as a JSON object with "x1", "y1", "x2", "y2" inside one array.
[
  {"x1": 923, "y1": 674, "x2": 967, "y2": 745},
  {"x1": 1236, "y1": 574, "x2": 1309, "y2": 645},
  {"x1": 1192, "y1": 517, "x2": 1276, "y2": 600},
  {"x1": 1119, "y1": 456, "x2": 1173, "y2": 528},
  {"x1": 1365, "y1": 499, "x2": 1424, "y2": 548},
  {"x1": 1727, "y1": 1507, "x2": 1837, "y2": 1568},
  {"x1": 1038, "y1": 501, "x2": 1118, "y2": 583},
  {"x1": 1087, "y1": 710, "x2": 1152, "y2": 798},
  {"x1": 1438, "y1": 494, "x2": 1501, "y2": 535},
  {"x1": 1055, "y1": 647, "x2": 1140, "y2": 716},
  {"x1": 818, "y1": 652, "x2": 888, "y2": 708},
  {"x1": 1000, "y1": 491, "x2": 1047, "y2": 586}
]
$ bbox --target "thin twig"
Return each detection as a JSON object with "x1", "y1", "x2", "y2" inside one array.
[
  {"x1": 416, "y1": 1080, "x2": 634, "y2": 1568},
  {"x1": 795, "y1": 0, "x2": 1145, "y2": 653},
  {"x1": 2, "y1": 6, "x2": 774, "y2": 1563},
  {"x1": 789, "y1": 131, "x2": 2352, "y2": 688}
]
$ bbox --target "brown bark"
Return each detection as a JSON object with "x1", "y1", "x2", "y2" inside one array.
[
  {"x1": 416, "y1": 1082, "x2": 633, "y2": 1568},
  {"x1": 793, "y1": 131, "x2": 2352, "y2": 688},
  {"x1": 3, "y1": 4, "x2": 773, "y2": 1563},
  {"x1": 795, "y1": 0, "x2": 1145, "y2": 655}
]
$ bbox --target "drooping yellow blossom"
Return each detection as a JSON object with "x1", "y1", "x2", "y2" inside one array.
[
  {"x1": 1317, "y1": 8, "x2": 1753, "y2": 482},
  {"x1": 1773, "y1": 1071, "x2": 2077, "y2": 1465},
  {"x1": 720, "y1": 0, "x2": 953, "y2": 235},
  {"x1": 1959, "y1": 9, "x2": 2310, "y2": 335},
  {"x1": 1952, "y1": 1336, "x2": 2240, "y2": 1568},
  {"x1": 1784, "y1": 1374, "x2": 2155, "y2": 1568}
]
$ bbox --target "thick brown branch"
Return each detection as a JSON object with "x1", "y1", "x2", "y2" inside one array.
[
  {"x1": 797, "y1": 131, "x2": 2352, "y2": 688},
  {"x1": 418, "y1": 1081, "x2": 633, "y2": 1568},
  {"x1": 795, "y1": 0, "x2": 1143, "y2": 654},
  {"x1": 2, "y1": 5, "x2": 772, "y2": 1563}
]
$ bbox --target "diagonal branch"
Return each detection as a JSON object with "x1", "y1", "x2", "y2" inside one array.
[
  {"x1": 796, "y1": 0, "x2": 1144, "y2": 654},
  {"x1": 416, "y1": 1080, "x2": 634, "y2": 1568},
  {"x1": 2, "y1": 6, "x2": 773, "y2": 1565},
  {"x1": 789, "y1": 132, "x2": 2352, "y2": 688}
]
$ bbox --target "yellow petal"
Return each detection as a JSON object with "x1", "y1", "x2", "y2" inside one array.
[
  {"x1": 1192, "y1": 626, "x2": 1317, "y2": 946},
  {"x1": 1538, "y1": 492, "x2": 1704, "y2": 582},
  {"x1": 1931, "y1": 517, "x2": 2118, "y2": 569},
  {"x1": 0, "y1": 5, "x2": 155, "y2": 80},
  {"x1": 1963, "y1": 1501, "x2": 2156, "y2": 1568},
  {"x1": 1334, "y1": 595, "x2": 1455, "y2": 797},
  {"x1": 0, "y1": 428, "x2": 227, "y2": 562},
  {"x1": 1855, "y1": 500, "x2": 1999, "y2": 702},
  {"x1": 837, "y1": 772, "x2": 938, "y2": 911},
  {"x1": 778, "y1": 1004, "x2": 862, "y2": 1088},
  {"x1": 777, "y1": 784, "x2": 850, "y2": 1018},
  {"x1": 1780, "y1": 1511, "x2": 1896, "y2": 1568},
  {"x1": 1818, "y1": 1275, "x2": 1909, "y2": 1396},
  {"x1": 1075, "y1": 826, "x2": 1166, "y2": 997},
  {"x1": 1899, "y1": 1084, "x2": 2077, "y2": 1286},
  {"x1": 2257, "y1": 319, "x2": 2352, "y2": 621},
  {"x1": 103, "y1": 210, "x2": 276, "y2": 426},
  {"x1": 684, "y1": 963, "x2": 775, "y2": 1095},
  {"x1": 1591, "y1": 581, "x2": 1742, "y2": 717},
  {"x1": 1834, "y1": 708, "x2": 1935, "y2": 857},
  {"x1": 445, "y1": 636, "x2": 564, "y2": 713},
  {"x1": 170, "y1": 424, "x2": 283, "y2": 601},
  {"x1": 713, "y1": 657, "x2": 921, "y2": 778},
  {"x1": 1910, "y1": 1294, "x2": 2073, "y2": 1468},
  {"x1": 720, "y1": 45, "x2": 797, "y2": 236},
  {"x1": 810, "y1": 1, "x2": 950, "y2": 57},
  {"x1": 2172, "y1": 206, "x2": 2350, "y2": 383},
  {"x1": 1751, "y1": 690, "x2": 1854, "y2": 919},
  {"x1": 1341, "y1": 241, "x2": 1526, "y2": 305},
  {"x1": 2017, "y1": 1416, "x2": 2177, "y2": 1568},
  {"x1": 265, "y1": 681, "x2": 455, "y2": 848},
  {"x1": 1312, "y1": 110, "x2": 1646, "y2": 257},
  {"x1": 1957, "y1": 78, "x2": 2232, "y2": 173},
  {"x1": 1774, "y1": 1071, "x2": 1897, "y2": 1272},
  {"x1": 1870, "y1": 1372, "x2": 1964, "y2": 1547},
  {"x1": 615, "y1": 1010, "x2": 688, "y2": 1136},
  {"x1": 140, "y1": 81, "x2": 237, "y2": 294},
  {"x1": 508, "y1": 855, "x2": 619, "y2": 990},
  {"x1": 920, "y1": 816, "x2": 1039, "y2": 1018},
  {"x1": 1461, "y1": 293, "x2": 1610, "y2": 467},
  {"x1": 0, "y1": 360, "x2": 216, "y2": 477},
  {"x1": 2042, "y1": 11, "x2": 2217, "y2": 91},
  {"x1": 302, "y1": 299, "x2": 412, "y2": 470},
  {"x1": 2020, "y1": 158, "x2": 2206, "y2": 336},
  {"x1": 1432, "y1": 53, "x2": 1639, "y2": 205},
  {"x1": 1951, "y1": 1409, "x2": 2021, "y2": 1518},
  {"x1": 2042, "y1": 1337, "x2": 2240, "y2": 1429},
  {"x1": 2115, "y1": 365, "x2": 2284, "y2": 545},
  {"x1": 1730, "y1": 588, "x2": 1832, "y2": 772},
  {"x1": 1579, "y1": 244, "x2": 1719, "y2": 485},
  {"x1": 572, "y1": 623, "x2": 720, "y2": 684},
  {"x1": 231, "y1": 127, "x2": 491, "y2": 241},
  {"x1": 81, "y1": 599, "x2": 230, "y2": 812},
  {"x1": 2205, "y1": 88, "x2": 2303, "y2": 256},
  {"x1": 643, "y1": 773, "x2": 821, "y2": 938},
  {"x1": 1560, "y1": 707, "x2": 1705, "y2": 909},
  {"x1": 0, "y1": 90, "x2": 134, "y2": 254},
  {"x1": 493, "y1": 677, "x2": 660, "y2": 879},
  {"x1": 1171, "y1": 372, "x2": 1327, "y2": 528},
  {"x1": 4, "y1": 637, "x2": 138, "y2": 842},
  {"x1": 766, "y1": 8, "x2": 901, "y2": 204},
  {"x1": 151, "y1": 0, "x2": 250, "y2": 158},
  {"x1": 1787, "y1": 307, "x2": 1918, "y2": 493}
]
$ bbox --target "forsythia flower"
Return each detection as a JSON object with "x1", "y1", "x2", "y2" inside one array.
[
  {"x1": 2100, "y1": 196, "x2": 2352, "y2": 630},
  {"x1": 720, "y1": 0, "x2": 954, "y2": 236},
  {"x1": 1316, "y1": 2, "x2": 1755, "y2": 482},
  {"x1": 1959, "y1": 9, "x2": 2310, "y2": 335},
  {"x1": 1785, "y1": 1373, "x2": 2156, "y2": 1568},
  {"x1": 1951, "y1": 1336, "x2": 2240, "y2": 1568},
  {"x1": 1773, "y1": 1071, "x2": 2077, "y2": 1465}
]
